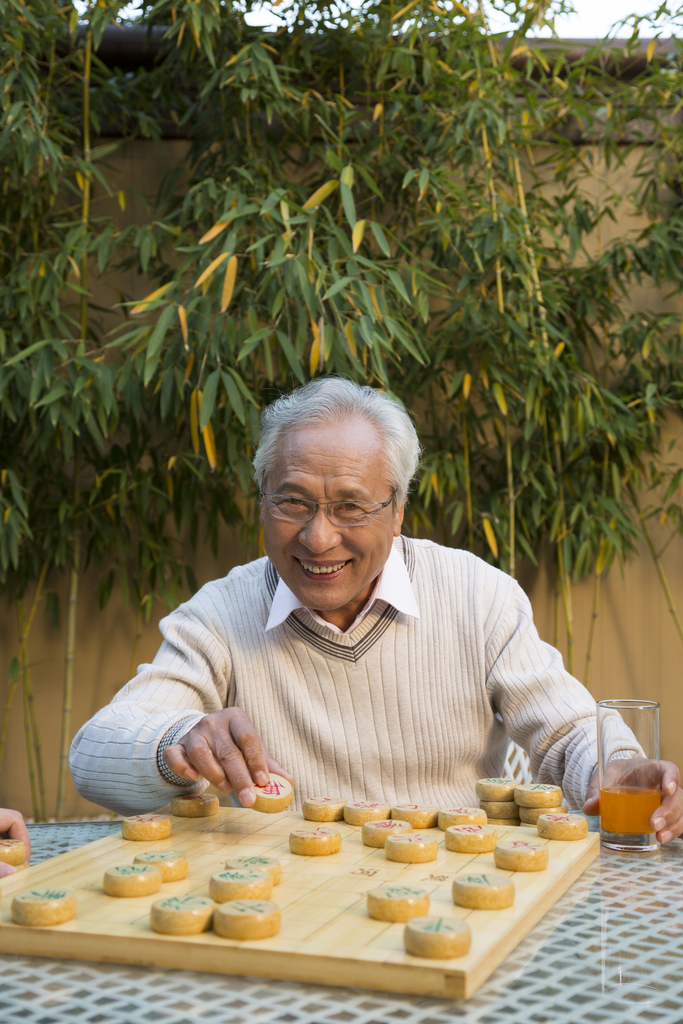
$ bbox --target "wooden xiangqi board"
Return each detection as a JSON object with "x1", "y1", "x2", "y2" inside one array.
[{"x1": 0, "y1": 808, "x2": 599, "y2": 999}]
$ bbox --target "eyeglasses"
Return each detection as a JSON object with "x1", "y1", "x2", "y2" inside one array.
[{"x1": 261, "y1": 492, "x2": 394, "y2": 527}]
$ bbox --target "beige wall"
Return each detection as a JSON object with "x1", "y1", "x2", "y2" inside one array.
[{"x1": 2, "y1": 138, "x2": 682, "y2": 819}]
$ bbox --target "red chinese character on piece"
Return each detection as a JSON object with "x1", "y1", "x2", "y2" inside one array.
[
  {"x1": 375, "y1": 821, "x2": 398, "y2": 828},
  {"x1": 449, "y1": 808, "x2": 470, "y2": 814},
  {"x1": 460, "y1": 826, "x2": 482, "y2": 833},
  {"x1": 511, "y1": 841, "x2": 535, "y2": 848},
  {"x1": 262, "y1": 780, "x2": 283, "y2": 796},
  {"x1": 398, "y1": 805, "x2": 418, "y2": 810}
]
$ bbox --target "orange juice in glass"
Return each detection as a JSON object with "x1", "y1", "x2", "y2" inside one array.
[{"x1": 597, "y1": 699, "x2": 660, "y2": 852}]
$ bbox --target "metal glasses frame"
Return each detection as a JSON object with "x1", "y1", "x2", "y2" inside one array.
[{"x1": 260, "y1": 492, "x2": 394, "y2": 527}]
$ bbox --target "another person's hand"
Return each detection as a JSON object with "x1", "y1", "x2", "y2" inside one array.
[
  {"x1": 0, "y1": 808, "x2": 30, "y2": 876},
  {"x1": 163, "y1": 708, "x2": 293, "y2": 808},
  {"x1": 583, "y1": 761, "x2": 683, "y2": 843}
]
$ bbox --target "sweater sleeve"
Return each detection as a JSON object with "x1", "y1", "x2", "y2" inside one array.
[
  {"x1": 69, "y1": 586, "x2": 231, "y2": 815},
  {"x1": 483, "y1": 572, "x2": 611, "y2": 809}
]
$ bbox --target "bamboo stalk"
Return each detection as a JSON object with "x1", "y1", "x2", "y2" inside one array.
[
  {"x1": 56, "y1": 528, "x2": 80, "y2": 820},
  {"x1": 79, "y1": 28, "x2": 92, "y2": 342},
  {"x1": 462, "y1": 410, "x2": 474, "y2": 551},
  {"x1": 583, "y1": 569, "x2": 601, "y2": 689},
  {"x1": 129, "y1": 605, "x2": 143, "y2": 681},
  {"x1": 630, "y1": 486, "x2": 683, "y2": 647},
  {"x1": 505, "y1": 419, "x2": 515, "y2": 578},
  {"x1": 17, "y1": 599, "x2": 47, "y2": 821},
  {"x1": 0, "y1": 669, "x2": 19, "y2": 784},
  {"x1": 553, "y1": 433, "x2": 575, "y2": 674},
  {"x1": 21, "y1": 643, "x2": 40, "y2": 823}
]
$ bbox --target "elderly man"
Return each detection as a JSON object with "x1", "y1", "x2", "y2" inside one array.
[{"x1": 70, "y1": 377, "x2": 683, "y2": 843}]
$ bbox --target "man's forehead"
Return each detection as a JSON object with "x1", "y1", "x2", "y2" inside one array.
[{"x1": 270, "y1": 420, "x2": 391, "y2": 493}]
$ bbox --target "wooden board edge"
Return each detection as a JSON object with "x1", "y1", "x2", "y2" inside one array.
[
  {"x1": 0, "y1": 927, "x2": 464, "y2": 999},
  {"x1": 461, "y1": 831, "x2": 600, "y2": 998}
]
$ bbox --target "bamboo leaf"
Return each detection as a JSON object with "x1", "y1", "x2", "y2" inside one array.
[
  {"x1": 370, "y1": 222, "x2": 391, "y2": 257},
  {"x1": 221, "y1": 371, "x2": 246, "y2": 424},
  {"x1": 178, "y1": 305, "x2": 188, "y2": 349},
  {"x1": 493, "y1": 382, "x2": 508, "y2": 416},
  {"x1": 352, "y1": 220, "x2": 366, "y2": 253},
  {"x1": 202, "y1": 422, "x2": 217, "y2": 470},
  {"x1": 199, "y1": 220, "x2": 230, "y2": 244},
  {"x1": 199, "y1": 369, "x2": 219, "y2": 430},
  {"x1": 344, "y1": 321, "x2": 357, "y2": 358},
  {"x1": 195, "y1": 251, "x2": 230, "y2": 288},
  {"x1": 143, "y1": 304, "x2": 176, "y2": 386},
  {"x1": 302, "y1": 180, "x2": 338, "y2": 211},
  {"x1": 322, "y1": 276, "x2": 353, "y2": 301},
  {"x1": 131, "y1": 282, "x2": 174, "y2": 316},
  {"x1": 483, "y1": 518, "x2": 499, "y2": 559},
  {"x1": 190, "y1": 388, "x2": 200, "y2": 455},
  {"x1": 220, "y1": 255, "x2": 238, "y2": 312}
]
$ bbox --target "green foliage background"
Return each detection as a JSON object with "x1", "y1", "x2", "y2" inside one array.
[{"x1": 3, "y1": 0, "x2": 683, "y2": 816}]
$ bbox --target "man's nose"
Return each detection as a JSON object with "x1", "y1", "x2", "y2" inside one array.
[{"x1": 298, "y1": 508, "x2": 342, "y2": 551}]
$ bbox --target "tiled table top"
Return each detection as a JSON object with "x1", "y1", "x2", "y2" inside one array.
[{"x1": 0, "y1": 821, "x2": 681, "y2": 1024}]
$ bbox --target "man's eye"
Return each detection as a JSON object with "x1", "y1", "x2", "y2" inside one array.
[{"x1": 282, "y1": 498, "x2": 307, "y2": 508}]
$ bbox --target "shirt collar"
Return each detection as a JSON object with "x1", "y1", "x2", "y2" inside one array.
[{"x1": 265, "y1": 539, "x2": 420, "y2": 633}]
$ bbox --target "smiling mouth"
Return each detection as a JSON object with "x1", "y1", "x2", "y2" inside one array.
[{"x1": 299, "y1": 560, "x2": 348, "y2": 575}]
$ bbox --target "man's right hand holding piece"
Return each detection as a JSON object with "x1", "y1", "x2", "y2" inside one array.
[{"x1": 163, "y1": 708, "x2": 293, "y2": 809}]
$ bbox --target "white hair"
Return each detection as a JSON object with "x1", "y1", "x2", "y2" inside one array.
[{"x1": 253, "y1": 377, "x2": 422, "y2": 500}]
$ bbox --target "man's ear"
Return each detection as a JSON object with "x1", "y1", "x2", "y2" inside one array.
[{"x1": 393, "y1": 498, "x2": 406, "y2": 536}]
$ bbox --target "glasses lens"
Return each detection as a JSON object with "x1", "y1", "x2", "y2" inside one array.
[
  {"x1": 269, "y1": 496, "x2": 315, "y2": 521},
  {"x1": 328, "y1": 501, "x2": 379, "y2": 525}
]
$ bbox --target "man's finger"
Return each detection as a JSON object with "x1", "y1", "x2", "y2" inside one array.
[
  {"x1": 651, "y1": 786, "x2": 683, "y2": 832},
  {"x1": 183, "y1": 736, "x2": 238, "y2": 793},
  {"x1": 658, "y1": 808, "x2": 683, "y2": 843},
  {"x1": 662, "y1": 762, "x2": 681, "y2": 797},
  {"x1": 211, "y1": 740, "x2": 262, "y2": 806},
  {"x1": 230, "y1": 717, "x2": 270, "y2": 788},
  {"x1": 163, "y1": 744, "x2": 200, "y2": 782}
]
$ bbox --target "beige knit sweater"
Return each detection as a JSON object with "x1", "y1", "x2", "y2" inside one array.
[{"x1": 70, "y1": 538, "x2": 600, "y2": 816}]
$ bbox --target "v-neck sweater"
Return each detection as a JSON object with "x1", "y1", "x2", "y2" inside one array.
[{"x1": 70, "y1": 538, "x2": 600, "y2": 816}]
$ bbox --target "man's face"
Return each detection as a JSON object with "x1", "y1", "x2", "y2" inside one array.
[{"x1": 260, "y1": 417, "x2": 405, "y2": 615}]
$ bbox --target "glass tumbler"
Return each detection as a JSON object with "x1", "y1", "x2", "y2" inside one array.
[{"x1": 597, "y1": 699, "x2": 660, "y2": 853}]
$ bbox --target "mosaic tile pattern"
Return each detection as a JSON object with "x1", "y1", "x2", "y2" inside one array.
[{"x1": 0, "y1": 823, "x2": 680, "y2": 1024}]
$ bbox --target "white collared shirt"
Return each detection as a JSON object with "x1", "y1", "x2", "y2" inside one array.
[{"x1": 265, "y1": 539, "x2": 420, "y2": 634}]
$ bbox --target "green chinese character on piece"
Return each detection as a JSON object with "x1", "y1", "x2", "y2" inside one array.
[{"x1": 465, "y1": 875, "x2": 490, "y2": 886}]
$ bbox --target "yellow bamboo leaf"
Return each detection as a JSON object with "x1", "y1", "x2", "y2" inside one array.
[
  {"x1": 483, "y1": 518, "x2": 498, "y2": 559},
  {"x1": 167, "y1": 456, "x2": 177, "y2": 470},
  {"x1": 493, "y1": 382, "x2": 508, "y2": 416},
  {"x1": 463, "y1": 372, "x2": 472, "y2": 400},
  {"x1": 67, "y1": 255, "x2": 81, "y2": 280},
  {"x1": 199, "y1": 220, "x2": 230, "y2": 245},
  {"x1": 309, "y1": 318, "x2": 321, "y2": 375},
  {"x1": 203, "y1": 421, "x2": 217, "y2": 470},
  {"x1": 183, "y1": 352, "x2": 195, "y2": 384},
  {"x1": 117, "y1": 190, "x2": 126, "y2": 211},
  {"x1": 302, "y1": 180, "x2": 338, "y2": 211},
  {"x1": 372, "y1": 102, "x2": 384, "y2": 122},
  {"x1": 190, "y1": 388, "x2": 200, "y2": 455},
  {"x1": 554, "y1": 341, "x2": 565, "y2": 358},
  {"x1": 340, "y1": 164, "x2": 354, "y2": 187},
  {"x1": 481, "y1": 370, "x2": 489, "y2": 390},
  {"x1": 344, "y1": 320, "x2": 357, "y2": 358},
  {"x1": 280, "y1": 199, "x2": 290, "y2": 224},
  {"x1": 105, "y1": 503, "x2": 115, "y2": 524},
  {"x1": 194, "y1": 251, "x2": 230, "y2": 288},
  {"x1": 352, "y1": 219, "x2": 366, "y2": 253},
  {"x1": 76, "y1": 171, "x2": 85, "y2": 190},
  {"x1": 220, "y1": 255, "x2": 238, "y2": 312},
  {"x1": 178, "y1": 305, "x2": 188, "y2": 348},
  {"x1": 647, "y1": 38, "x2": 656, "y2": 63},
  {"x1": 595, "y1": 538, "x2": 609, "y2": 577},
  {"x1": 431, "y1": 472, "x2": 438, "y2": 493},
  {"x1": 176, "y1": 22, "x2": 185, "y2": 47},
  {"x1": 0, "y1": 470, "x2": 6, "y2": 486},
  {"x1": 368, "y1": 284, "x2": 382, "y2": 323},
  {"x1": 131, "y1": 282, "x2": 174, "y2": 316},
  {"x1": 166, "y1": 476, "x2": 174, "y2": 501},
  {"x1": 309, "y1": 335, "x2": 320, "y2": 376}
]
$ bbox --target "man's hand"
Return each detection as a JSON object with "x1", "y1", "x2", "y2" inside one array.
[
  {"x1": 0, "y1": 808, "x2": 30, "y2": 877},
  {"x1": 583, "y1": 761, "x2": 683, "y2": 843},
  {"x1": 163, "y1": 708, "x2": 293, "y2": 808}
]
